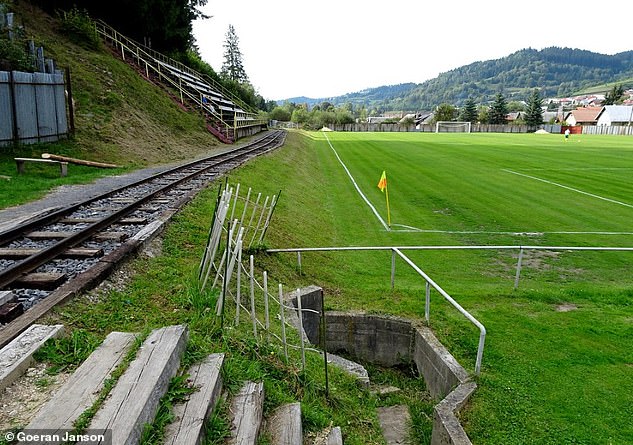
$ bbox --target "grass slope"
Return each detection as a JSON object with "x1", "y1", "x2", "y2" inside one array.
[{"x1": 0, "y1": 2, "x2": 223, "y2": 209}]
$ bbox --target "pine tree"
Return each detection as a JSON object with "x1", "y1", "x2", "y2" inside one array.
[
  {"x1": 459, "y1": 98, "x2": 478, "y2": 123},
  {"x1": 603, "y1": 84, "x2": 624, "y2": 105},
  {"x1": 525, "y1": 89, "x2": 544, "y2": 128},
  {"x1": 489, "y1": 93, "x2": 508, "y2": 125},
  {"x1": 221, "y1": 25, "x2": 248, "y2": 83}
]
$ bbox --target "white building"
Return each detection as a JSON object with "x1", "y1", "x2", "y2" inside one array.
[{"x1": 596, "y1": 105, "x2": 633, "y2": 126}]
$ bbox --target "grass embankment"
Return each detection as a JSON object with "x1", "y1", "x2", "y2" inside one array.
[
  {"x1": 32, "y1": 130, "x2": 632, "y2": 444},
  {"x1": 0, "y1": 1, "x2": 222, "y2": 209}
]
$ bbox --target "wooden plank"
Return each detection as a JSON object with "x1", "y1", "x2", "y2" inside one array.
[
  {"x1": 94, "y1": 232, "x2": 129, "y2": 242},
  {"x1": 27, "y1": 332, "x2": 137, "y2": 440},
  {"x1": 0, "y1": 291, "x2": 14, "y2": 306},
  {"x1": 60, "y1": 217, "x2": 147, "y2": 225},
  {"x1": 228, "y1": 381, "x2": 264, "y2": 445},
  {"x1": 83, "y1": 325, "x2": 188, "y2": 445},
  {"x1": 27, "y1": 231, "x2": 73, "y2": 239},
  {"x1": 13, "y1": 272, "x2": 66, "y2": 290},
  {"x1": 0, "y1": 302, "x2": 23, "y2": 324},
  {"x1": 164, "y1": 353, "x2": 225, "y2": 445},
  {"x1": 0, "y1": 324, "x2": 64, "y2": 392},
  {"x1": 0, "y1": 248, "x2": 103, "y2": 259},
  {"x1": 266, "y1": 402, "x2": 302, "y2": 445}
]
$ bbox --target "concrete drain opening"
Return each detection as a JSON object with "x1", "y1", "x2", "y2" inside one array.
[{"x1": 290, "y1": 286, "x2": 477, "y2": 445}]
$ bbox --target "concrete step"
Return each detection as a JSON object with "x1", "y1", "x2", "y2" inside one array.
[
  {"x1": 266, "y1": 402, "x2": 302, "y2": 445},
  {"x1": 0, "y1": 323, "x2": 64, "y2": 393},
  {"x1": 164, "y1": 353, "x2": 225, "y2": 445},
  {"x1": 228, "y1": 381, "x2": 264, "y2": 445},
  {"x1": 26, "y1": 331, "x2": 136, "y2": 439},
  {"x1": 82, "y1": 324, "x2": 188, "y2": 445},
  {"x1": 377, "y1": 405, "x2": 411, "y2": 445}
]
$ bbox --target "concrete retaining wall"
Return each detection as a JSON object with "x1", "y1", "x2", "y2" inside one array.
[{"x1": 289, "y1": 287, "x2": 475, "y2": 445}]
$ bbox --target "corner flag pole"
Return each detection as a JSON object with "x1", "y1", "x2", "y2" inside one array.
[{"x1": 377, "y1": 171, "x2": 391, "y2": 228}]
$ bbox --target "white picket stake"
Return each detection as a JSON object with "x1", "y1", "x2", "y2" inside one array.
[
  {"x1": 279, "y1": 283, "x2": 288, "y2": 361},
  {"x1": 297, "y1": 288, "x2": 306, "y2": 370},
  {"x1": 250, "y1": 195, "x2": 270, "y2": 247},
  {"x1": 263, "y1": 271, "x2": 270, "y2": 341},
  {"x1": 250, "y1": 255, "x2": 257, "y2": 339}
]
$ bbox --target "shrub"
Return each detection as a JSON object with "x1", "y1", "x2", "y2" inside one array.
[{"x1": 58, "y1": 7, "x2": 101, "y2": 50}]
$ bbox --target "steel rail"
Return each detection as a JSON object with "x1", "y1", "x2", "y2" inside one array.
[{"x1": 0, "y1": 130, "x2": 285, "y2": 289}]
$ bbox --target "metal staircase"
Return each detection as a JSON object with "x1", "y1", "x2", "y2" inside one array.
[{"x1": 94, "y1": 20, "x2": 266, "y2": 143}]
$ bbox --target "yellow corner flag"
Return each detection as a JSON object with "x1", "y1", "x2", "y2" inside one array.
[
  {"x1": 377, "y1": 171, "x2": 387, "y2": 192},
  {"x1": 377, "y1": 171, "x2": 391, "y2": 228}
]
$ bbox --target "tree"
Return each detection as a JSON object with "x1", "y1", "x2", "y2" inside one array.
[
  {"x1": 458, "y1": 98, "x2": 478, "y2": 123},
  {"x1": 221, "y1": 24, "x2": 248, "y2": 83},
  {"x1": 525, "y1": 89, "x2": 544, "y2": 128},
  {"x1": 489, "y1": 93, "x2": 508, "y2": 124},
  {"x1": 434, "y1": 103, "x2": 457, "y2": 123},
  {"x1": 604, "y1": 84, "x2": 624, "y2": 105}
]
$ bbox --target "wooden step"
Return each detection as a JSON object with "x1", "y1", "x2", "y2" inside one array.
[
  {"x1": 266, "y1": 402, "x2": 302, "y2": 445},
  {"x1": 228, "y1": 381, "x2": 264, "y2": 445},
  {"x1": 83, "y1": 325, "x2": 188, "y2": 445},
  {"x1": 164, "y1": 353, "x2": 225, "y2": 445},
  {"x1": 0, "y1": 324, "x2": 64, "y2": 392},
  {"x1": 26, "y1": 332, "x2": 137, "y2": 439}
]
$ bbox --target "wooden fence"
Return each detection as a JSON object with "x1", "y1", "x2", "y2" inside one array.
[{"x1": 0, "y1": 70, "x2": 69, "y2": 146}]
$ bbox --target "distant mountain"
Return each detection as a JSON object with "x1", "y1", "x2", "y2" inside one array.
[{"x1": 281, "y1": 47, "x2": 633, "y2": 111}]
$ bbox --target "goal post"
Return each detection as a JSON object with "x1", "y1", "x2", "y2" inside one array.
[{"x1": 435, "y1": 121, "x2": 472, "y2": 133}]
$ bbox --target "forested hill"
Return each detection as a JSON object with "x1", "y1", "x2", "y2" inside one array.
[{"x1": 286, "y1": 47, "x2": 633, "y2": 111}]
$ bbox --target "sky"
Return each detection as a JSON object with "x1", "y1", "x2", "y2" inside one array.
[{"x1": 193, "y1": 0, "x2": 633, "y2": 101}]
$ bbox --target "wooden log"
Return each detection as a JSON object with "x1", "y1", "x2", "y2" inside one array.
[
  {"x1": 27, "y1": 332, "x2": 137, "y2": 441},
  {"x1": 42, "y1": 153, "x2": 119, "y2": 169},
  {"x1": 164, "y1": 353, "x2": 225, "y2": 445}
]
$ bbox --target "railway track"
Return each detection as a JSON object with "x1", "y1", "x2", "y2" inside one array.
[{"x1": 0, "y1": 129, "x2": 285, "y2": 347}]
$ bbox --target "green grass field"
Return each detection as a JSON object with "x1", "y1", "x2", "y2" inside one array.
[{"x1": 230, "y1": 131, "x2": 633, "y2": 444}]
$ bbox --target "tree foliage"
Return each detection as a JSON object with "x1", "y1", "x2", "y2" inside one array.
[
  {"x1": 525, "y1": 89, "x2": 544, "y2": 127},
  {"x1": 603, "y1": 84, "x2": 625, "y2": 105},
  {"x1": 458, "y1": 98, "x2": 478, "y2": 123},
  {"x1": 221, "y1": 24, "x2": 248, "y2": 83},
  {"x1": 434, "y1": 103, "x2": 457, "y2": 123},
  {"x1": 489, "y1": 93, "x2": 509, "y2": 124}
]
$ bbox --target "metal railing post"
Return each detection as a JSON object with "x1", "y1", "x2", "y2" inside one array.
[
  {"x1": 391, "y1": 249, "x2": 396, "y2": 290},
  {"x1": 425, "y1": 281, "x2": 430, "y2": 324}
]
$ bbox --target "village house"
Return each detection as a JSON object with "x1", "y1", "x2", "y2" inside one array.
[
  {"x1": 596, "y1": 105, "x2": 633, "y2": 126},
  {"x1": 564, "y1": 106, "x2": 603, "y2": 126}
]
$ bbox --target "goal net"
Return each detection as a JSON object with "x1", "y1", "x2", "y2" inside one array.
[{"x1": 435, "y1": 121, "x2": 472, "y2": 133}]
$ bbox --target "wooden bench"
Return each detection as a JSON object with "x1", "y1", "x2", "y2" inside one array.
[{"x1": 15, "y1": 157, "x2": 68, "y2": 177}]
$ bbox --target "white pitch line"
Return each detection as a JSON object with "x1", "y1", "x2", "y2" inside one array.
[
  {"x1": 323, "y1": 133, "x2": 390, "y2": 231},
  {"x1": 503, "y1": 169, "x2": 633, "y2": 209}
]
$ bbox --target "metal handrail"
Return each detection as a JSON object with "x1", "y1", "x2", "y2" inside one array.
[
  {"x1": 94, "y1": 20, "x2": 266, "y2": 139},
  {"x1": 94, "y1": 19, "x2": 258, "y2": 115},
  {"x1": 392, "y1": 248, "x2": 486, "y2": 375},
  {"x1": 266, "y1": 243, "x2": 633, "y2": 376}
]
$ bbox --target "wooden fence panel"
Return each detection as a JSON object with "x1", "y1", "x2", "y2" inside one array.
[{"x1": 0, "y1": 70, "x2": 68, "y2": 146}]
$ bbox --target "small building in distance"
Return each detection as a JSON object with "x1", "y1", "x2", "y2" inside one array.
[
  {"x1": 596, "y1": 105, "x2": 633, "y2": 126},
  {"x1": 565, "y1": 106, "x2": 603, "y2": 126}
]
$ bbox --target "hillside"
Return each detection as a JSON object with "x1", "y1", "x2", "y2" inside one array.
[
  {"x1": 285, "y1": 47, "x2": 633, "y2": 111},
  {"x1": 7, "y1": 1, "x2": 223, "y2": 167}
]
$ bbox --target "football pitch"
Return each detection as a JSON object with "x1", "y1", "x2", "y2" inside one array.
[{"x1": 295, "y1": 131, "x2": 633, "y2": 444}]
